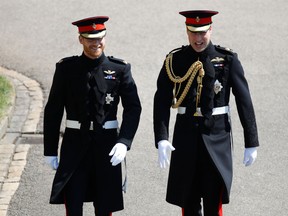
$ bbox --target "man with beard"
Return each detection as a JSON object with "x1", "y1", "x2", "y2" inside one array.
[{"x1": 44, "y1": 16, "x2": 141, "y2": 216}]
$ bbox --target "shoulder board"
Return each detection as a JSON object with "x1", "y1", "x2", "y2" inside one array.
[
  {"x1": 215, "y1": 45, "x2": 234, "y2": 55},
  {"x1": 57, "y1": 56, "x2": 78, "y2": 64},
  {"x1": 108, "y1": 56, "x2": 128, "y2": 65},
  {"x1": 168, "y1": 45, "x2": 188, "y2": 54}
]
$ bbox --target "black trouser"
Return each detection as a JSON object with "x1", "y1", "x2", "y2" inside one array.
[
  {"x1": 182, "y1": 136, "x2": 224, "y2": 216},
  {"x1": 63, "y1": 155, "x2": 112, "y2": 216}
]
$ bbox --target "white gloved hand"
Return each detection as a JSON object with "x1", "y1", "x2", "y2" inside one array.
[
  {"x1": 109, "y1": 143, "x2": 127, "y2": 166},
  {"x1": 45, "y1": 156, "x2": 59, "y2": 170},
  {"x1": 243, "y1": 147, "x2": 257, "y2": 166},
  {"x1": 158, "y1": 140, "x2": 175, "y2": 169}
]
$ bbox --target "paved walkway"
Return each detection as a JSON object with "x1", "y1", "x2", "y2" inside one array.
[{"x1": 0, "y1": 67, "x2": 43, "y2": 216}]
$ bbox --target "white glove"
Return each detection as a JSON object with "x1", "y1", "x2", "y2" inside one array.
[
  {"x1": 109, "y1": 143, "x2": 127, "y2": 166},
  {"x1": 158, "y1": 140, "x2": 175, "y2": 169},
  {"x1": 243, "y1": 147, "x2": 257, "y2": 166},
  {"x1": 45, "y1": 156, "x2": 59, "y2": 170}
]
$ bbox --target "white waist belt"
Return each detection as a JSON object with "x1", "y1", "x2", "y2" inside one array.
[
  {"x1": 178, "y1": 106, "x2": 229, "y2": 116},
  {"x1": 66, "y1": 120, "x2": 118, "y2": 130}
]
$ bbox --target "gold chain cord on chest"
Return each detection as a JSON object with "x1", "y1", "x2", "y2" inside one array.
[{"x1": 165, "y1": 53, "x2": 205, "y2": 109}]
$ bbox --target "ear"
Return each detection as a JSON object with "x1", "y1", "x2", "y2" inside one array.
[
  {"x1": 185, "y1": 24, "x2": 189, "y2": 33},
  {"x1": 186, "y1": 28, "x2": 193, "y2": 37},
  {"x1": 78, "y1": 35, "x2": 84, "y2": 44},
  {"x1": 185, "y1": 26, "x2": 190, "y2": 34}
]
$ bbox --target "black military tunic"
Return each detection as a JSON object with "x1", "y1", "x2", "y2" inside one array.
[
  {"x1": 154, "y1": 42, "x2": 259, "y2": 207},
  {"x1": 44, "y1": 53, "x2": 141, "y2": 214}
]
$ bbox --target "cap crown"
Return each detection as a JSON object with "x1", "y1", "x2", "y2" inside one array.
[
  {"x1": 72, "y1": 16, "x2": 109, "y2": 38},
  {"x1": 179, "y1": 10, "x2": 218, "y2": 32},
  {"x1": 180, "y1": 10, "x2": 218, "y2": 26}
]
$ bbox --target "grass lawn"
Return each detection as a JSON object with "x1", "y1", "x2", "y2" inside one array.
[{"x1": 0, "y1": 75, "x2": 14, "y2": 120}]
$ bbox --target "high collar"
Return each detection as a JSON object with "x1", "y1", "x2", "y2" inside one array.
[{"x1": 80, "y1": 52, "x2": 106, "y2": 68}]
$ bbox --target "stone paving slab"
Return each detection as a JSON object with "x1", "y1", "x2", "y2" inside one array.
[{"x1": 0, "y1": 67, "x2": 43, "y2": 216}]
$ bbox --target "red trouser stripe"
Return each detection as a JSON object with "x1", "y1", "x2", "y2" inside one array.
[
  {"x1": 218, "y1": 191, "x2": 223, "y2": 216},
  {"x1": 218, "y1": 187, "x2": 223, "y2": 216},
  {"x1": 64, "y1": 194, "x2": 68, "y2": 216},
  {"x1": 218, "y1": 204, "x2": 223, "y2": 216}
]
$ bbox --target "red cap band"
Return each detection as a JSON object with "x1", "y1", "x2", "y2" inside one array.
[
  {"x1": 78, "y1": 24, "x2": 105, "y2": 33},
  {"x1": 186, "y1": 17, "x2": 212, "y2": 25}
]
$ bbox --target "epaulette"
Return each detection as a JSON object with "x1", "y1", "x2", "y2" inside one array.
[
  {"x1": 57, "y1": 56, "x2": 78, "y2": 64},
  {"x1": 168, "y1": 45, "x2": 188, "y2": 54},
  {"x1": 108, "y1": 56, "x2": 128, "y2": 65},
  {"x1": 215, "y1": 45, "x2": 234, "y2": 55}
]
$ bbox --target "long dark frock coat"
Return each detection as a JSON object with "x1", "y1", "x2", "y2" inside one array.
[
  {"x1": 153, "y1": 42, "x2": 259, "y2": 207},
  {"x1": 44, "y1": 53, "x2": 141, "y2": 214}
]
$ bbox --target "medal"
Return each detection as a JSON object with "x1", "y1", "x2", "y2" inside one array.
[{"x1": 105, "y1": 93, "x2": 114, "y2": 104}]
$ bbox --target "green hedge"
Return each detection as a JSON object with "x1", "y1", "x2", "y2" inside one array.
[{"x1": 0, "y1": 75, "x2": 14, "y2": 119}]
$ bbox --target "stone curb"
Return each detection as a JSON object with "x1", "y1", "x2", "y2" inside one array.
[
  {"x1": 0, "y1": 68, "x2": 43, "y2": 133},
  {"x1": 0, "y1": 66, "x2": 44, "y2": 216}
]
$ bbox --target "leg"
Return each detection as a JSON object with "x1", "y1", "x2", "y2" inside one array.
[
  {"x1": 199, "y1": 138, "x2": 224, "y2": 216},
  {"x1": 93, "y1": 206, "x2": 113, "y2": 216},
  {"x1": 182, "y1": 135, "x2": 205, "y2": 216},
  {"x1": 202, "y1": 187, "x2": 223, "y2": 216},
  {"x1": 97, "y1": 213, "x2": 112, "y2": 216},
  {"x1": 201, "y1": 167, "x2": 223, "y2": 216},
  {"x1": 64, "y1": 179, "x2": 85, "y2": 216},
  {"x1": 182, "y1": 204, "x2": 202, "y2": 216},
  {"x1": 182, "y1": 185, "x2": 202, "y2": 216},
  {"x1": 64, "y1": 193, "x2": 83, "y2": 216},
  {"x1": 64, "y1": 163, "x2": 89, "y2": 216},
  {"x1": 93, "y1": 202, "x2": 113, "y2": 216}
]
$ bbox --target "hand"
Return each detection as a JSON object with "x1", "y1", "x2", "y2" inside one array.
[
  {"x1": 158, "y1": 140, "x2": 175, "y2": 169},
  {"x1": 109, "y1": 143, "x2": 127, "y2": 166},
  {"x1": 45, "y1": 156, "x2": 59, "y2": 170},
  {"x1": 243, "y1": 147, "x2": 257, "y2": 166}
]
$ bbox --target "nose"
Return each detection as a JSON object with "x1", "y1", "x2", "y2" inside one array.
[{"x1": 195, "y1": 32, "x2": 203, "y2": 39}]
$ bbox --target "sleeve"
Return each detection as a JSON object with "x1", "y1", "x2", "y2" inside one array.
[
  {"x1": 153, "y1": 62, "x2": 174, "y2": 148},
  {"x1": 43, "y1": 63, "x2": 65, "y2": 156},
  {"x1": 230, "y1": 55, "x2": 259, "y2": 147},
  {"x1": 117, "y1": 63, "x2": 142, "y2": 149}
]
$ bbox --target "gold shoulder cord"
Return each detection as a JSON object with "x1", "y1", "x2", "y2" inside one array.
[{"x1": 165, "y1": 53, "x2": 205, "y2": 112}]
